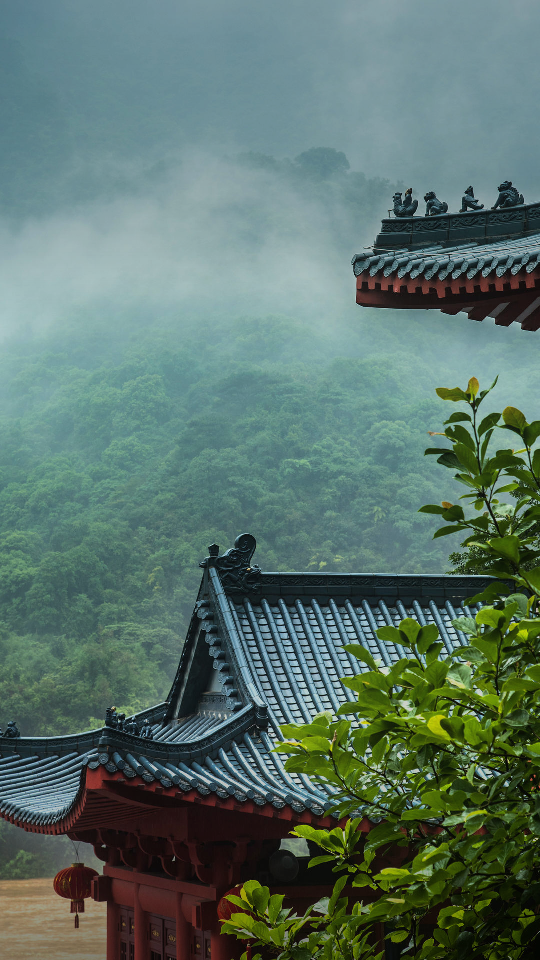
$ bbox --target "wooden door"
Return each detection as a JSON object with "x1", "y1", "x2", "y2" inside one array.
[
  {"x1": 149, "y1": 914, "x2": 177, "y2": 960},
  {"x1": 192, "y1": 928, "x2": 211, "y2": 960},
  {"x1": 119, "y1": 908, "x2": 135, "y2": 960}
]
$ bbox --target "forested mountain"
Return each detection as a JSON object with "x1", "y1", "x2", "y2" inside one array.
[
  {"x1": 0, "y1": 309, "x2": 438, "y2": 736},
  {"x1": 0, "y1": 296, "x2": 536, "y2": 740}
]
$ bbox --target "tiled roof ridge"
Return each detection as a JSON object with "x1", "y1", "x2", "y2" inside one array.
[
  {"x1": 0, "y1": 701, "x2": 169, "y2": 760},
  {"x1": 208, "y1": 566, "x2": 270, "y2": 714},
  {"x1": 353, "y1": 233, "x2": 540, "y2": 284},
  {"x1": 259, "y1": 571, "x2": 492, "y2": 584},
  {"x1": 96, "y1": 701, "x2": 267, "y2": 762}
]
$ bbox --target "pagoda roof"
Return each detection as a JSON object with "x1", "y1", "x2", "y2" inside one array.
[
  {"x1": 0, "y1": 536, "x2": 493, "y2": 834},
  {"x1": 354, "y1": 218, "x2": 540, "y2": 330}
]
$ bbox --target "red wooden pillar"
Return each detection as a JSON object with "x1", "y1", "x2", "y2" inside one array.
[
  {"x1": 210, "y1": 920, "x2": 236, "y2": 960},
  {"x1": 107, "y1": 901, "x2": 119, "y2": 960},
  {"x1": 176, "y1": 892, "x2": 191, "y2": 960},
  {"x1": 134, "y1": 883, "x2": 147, "y2": 960}
]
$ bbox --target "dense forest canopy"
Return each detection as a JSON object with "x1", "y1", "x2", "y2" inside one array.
[{"x1": 0, "y1": 296, "x2": 537, "y2": 740}]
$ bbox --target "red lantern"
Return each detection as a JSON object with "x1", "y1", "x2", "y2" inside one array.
[
  {"x1": 217, "y1": 886, "x2": 253, "y2": 960},
  {"x1": 217, "y1": 884, "x2": 247, "y2": 922},
  {"x1": 53, "y1": 862, "x2": 98, "y2": 928}
]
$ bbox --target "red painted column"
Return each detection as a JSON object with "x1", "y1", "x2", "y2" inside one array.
[
  {"x1": 210, "y1": 919, "x2": 237, "y2": 960},
  {"x1": 134, "y1": 883, "x2": 147, "y2": 960},
  {"x1": 176, "y1": 892, "x2": 191, "y2": 960},
  {"x1": 211, "y1": 920, "x2": 236, "y2": 960},
  {"x1": 211, "y1": 845, "x2": 237, "y2": 960},
  {"x1": 107, "y1": 901, "x2": 119, "y2": 960}
]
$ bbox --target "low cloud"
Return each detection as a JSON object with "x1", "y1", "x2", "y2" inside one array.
[{"x1": 0, "y1": 151, "x2": 368, "y2": 336}]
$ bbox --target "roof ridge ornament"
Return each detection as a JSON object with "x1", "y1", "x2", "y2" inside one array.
[
  {"x1": 200, "y1": 533, "x2": 262, "y2": 597},
  {"x1": 367, "y1": 180, "x2": 534, "y2": 255},
  {"x1": 392, "y1": 187, "x2": 418, "y2": 218},
  {"x1": 461, "y1": 185, "x2": 483, "y2": 212},
  {"x1": 424, "y1": 191, "x2": 448, "y2": 216},
  {"x1": 493, "y1": 180, "x2": 524, "y2": 209}
]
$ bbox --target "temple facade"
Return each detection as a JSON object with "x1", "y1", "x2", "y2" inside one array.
[{"x1": 0, "y1": 534, "x2": 491, "y2": 960}]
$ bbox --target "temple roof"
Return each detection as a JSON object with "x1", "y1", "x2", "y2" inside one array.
[
  {"x1": 0, "y1": 536, "x2": 493, "y2": 833},
  {"x1": 353, "y1": 232, "x2": 540, "y2": 331},
  {"x1": 353, "y1": 232, "x2": 540, "y2": 285}
]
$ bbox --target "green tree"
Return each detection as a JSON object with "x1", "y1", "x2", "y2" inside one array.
[{"x1": 222, "y1": 378, "x2": 540, "y2": 960}]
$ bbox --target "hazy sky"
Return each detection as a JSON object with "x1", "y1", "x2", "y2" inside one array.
[
  {"x1": 2, "y1": 0, "x2": 540, "y2": 341},
  {"x1": 4, "y1": 0, "x2": 540, "y2": 201}
]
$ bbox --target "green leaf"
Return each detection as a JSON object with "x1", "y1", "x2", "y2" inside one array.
[
  {"x1": 343, "y1": 644, "x2": 378, "y2": 670},
  {"x1": 447, "y1": 662, "x2": 472, "y2": 688},
  {"x1": 476, "y1": 606, "x2": 505, "y2": 628},
  {"x1": 250, "y1": 884, "x2": 270, "y2": 915},
  {"x1": 447, "y1": 425, "x2": 475, "y2": 450},
  {"x1": 467, "y1": 377, "x2": 479, "y2": 397},
  {"x1": 397, "y1": 618, "x2": 421, "y2": 645},
  {"x1": 328, "y1": 875, "x2": 348, "y2": 915},
  {"x1": 424, "y1": 447, "x2": 454, "y2": 457},
  {"x1": 445, "y1": 412, "x2": 472, "y2": 424},
  {"x1": 442, "y1": 505, "x2": 465, "y2": 522},
  {"x1": 502, "y1": 405, "x2": 527, "y2": 433},
  {"x1": 437, "y1": 452, "x2": 462, "y2": 469},
  {"x1": 465, "y1": 582, "x2": 510, "y2": 605},
  {"x1": 433, "y1": 524, "x2": 467, "y2": 539},
  {"x1": 479, "y1": 374, "x2": 499, "y2": 399},
  {"x1": 440, "y1": 715, "x2": 465, "y2": 739},
  {"x1": 504, "y1": 709, "x2": 529, "y2": 727},
  {"x1": 371, "y1": 735, "x2": 388, "y2": 765},
  {"x1": 308, "y1": 855, "x2": 335, "y2": 867},
  {"x1": 425, "y1": 660, "x2": 448, "y2": 688},
  {"x1": 505, "y1": 593, "x2": 528, "y2": 617},
  {"x1": 436, "y1": 387, "x2": 469, "y2": 402},
  {"x1": 426, "y1": 716, "x2": 451, "y2": 741},
  {"x1": 463, "y1": 716, "x2": 486, "y2": 745},
  {"x1": 523, "y1": 568, "x2": 540, "y2": 593},
  {"x1": 478, "y1": 412, "x2": 501, "y2": 436},
  {"x1": 376, "y1": 625, "x2": 403, "y2": 646},
  {"x1": 418, "y1": 504, "x2": 447, "y2": 514},
  {"x1": 389, "y1": 930, "x2": 410, "y2": 943},
  {"x1": 494, "y1": 481, "x2": 519, "y2": 493},
  {"x1": 452, "y1": 616, "x2": 477, "y2": 636},
  {"x1": 453, "y1": 442, "x2": 480, "y2": 474},
  {"x1": 523, "y1": 421, "x2": 540, "y2": 446},
  {"x1": 267, "y1": 894, "x2": 285, "y2": 924},
  {"x1": 487, "y1": 535, "x2": 520, "y2": 564},
  {"x1": 416, "y1": 623, "x2": 439, "y2": 654},
  {"x1": 303, "y1": 736, "x2": 332, "y2": 752}
]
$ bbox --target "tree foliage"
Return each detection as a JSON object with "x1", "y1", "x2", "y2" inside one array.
[
  {"x1": 0, "y1": 312, "x2": 458, "y2": 738},
  {"x1": 223, "y1": 378, "x2": 540, "y2": 960}
]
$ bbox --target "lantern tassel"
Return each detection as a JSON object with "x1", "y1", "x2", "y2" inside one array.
[{"x1": 74, "y1": 913, "x2": 79, "y2": 929}]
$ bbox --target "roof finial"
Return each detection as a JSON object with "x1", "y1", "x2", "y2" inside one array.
[{"x1": 200, "y1": 534, "x2": 261, "y2": 597}]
